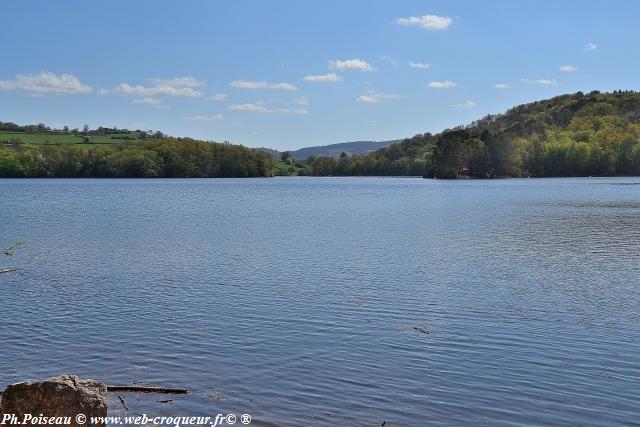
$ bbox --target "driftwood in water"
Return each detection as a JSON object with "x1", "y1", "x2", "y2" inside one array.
[
  {"x1": 1, "y1": 385, "x2": 188, "y2": 396},
  {"x1": 106, "y1": 385, "x2": 188, "y2": 394}
]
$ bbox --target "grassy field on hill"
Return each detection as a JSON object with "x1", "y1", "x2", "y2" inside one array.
[
  {"x1": 272, "y1": 160, "x2": 306, "y2": 176},
  {"x1": 0, "y1": 131, "x2": 143, "y2": 147}
]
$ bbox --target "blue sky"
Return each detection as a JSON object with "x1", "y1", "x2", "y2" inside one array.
[{"x1": 1, "y1": 0, "x2": 639, "y2": 150}]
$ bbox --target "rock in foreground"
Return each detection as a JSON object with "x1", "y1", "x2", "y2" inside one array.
[{"x1": 1, "y1": 374, "x2": 107, "y2": 426}]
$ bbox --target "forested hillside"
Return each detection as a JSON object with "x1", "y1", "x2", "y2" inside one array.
[
  {"x1": 0, "y1": 124, "x2": 273, "y2": 178},
  {"x1": 306, "y1": 91, "x2": 640, "y2": 178}
]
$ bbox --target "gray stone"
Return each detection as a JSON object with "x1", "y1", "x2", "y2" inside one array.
[{"x1": 0, "y1": 374, "x2": 107, "y2": 426}]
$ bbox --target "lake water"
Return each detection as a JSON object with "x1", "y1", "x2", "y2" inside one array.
[{"x1": 1, "y1": 177, "x2": 639, "y2": 426}]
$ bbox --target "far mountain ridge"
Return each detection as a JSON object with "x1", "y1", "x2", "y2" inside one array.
[{"x1": 290, "y1": 139, "x2": 400, "y2": 160}]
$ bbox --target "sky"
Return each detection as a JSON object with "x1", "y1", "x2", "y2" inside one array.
[{"x1": 1, "y1": 0, "x2": 639, "y2": 150}]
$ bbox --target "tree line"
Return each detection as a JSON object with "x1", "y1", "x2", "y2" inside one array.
[
  {"x1": 0, "y1": 121, "x2": 163, "y2": 138},
  {"x1": 0, "y1": 139, "x2": 273, "y2": 178}
]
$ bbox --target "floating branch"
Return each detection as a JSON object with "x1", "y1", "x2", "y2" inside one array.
[{"x1": 106, "y1": 385, "x2": 188, "y2": 394}]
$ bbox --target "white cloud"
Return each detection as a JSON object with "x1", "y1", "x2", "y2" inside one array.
[
  {"x1": 408, "y1": 61, "x2": 431, "y2": 69},
  {"x1": 396, "y1": 14, "x2": 453, "y2": 30},
  {"x1": 132, "y1": 97, "x2": 167, "y2": 109},
  {"x1": 229, "y1": 80, "x2": 298, "y2": 90},
  {"x1": 269, "y1": 82, "x2": 298, "y2": 91},
  {"x1": 97, "y1": 88, "x2": 109, "y2": 95},
  {"x1": 357, "y1": 90, "x2": 399, "y2": 103},
  {"x1": 329, "y1": 59, "x2": 373, "y2": 72},
  {"x1": 452, "y1": 100, "x2": 476, "y2": 108},
  {"x1": 230, "y1": 80, "x2": 268, "y2": 89},
  {"x1": 294, "y1": 97, "x2": 309, "y2": 106},
  {"x1": 559, "y1": 65, "x2": 577, "y2": 72},
  {"x1": 117, "y1": 77, "x2": 204, "y2": 97},
  {"x1": 521, "y1": 78, "x2": 558, "y2": 85},
  {"x1": 228, "y1": 101, "x2": 308, "y2": 114},
  {"x1": 186, "y1": 114, "x2": 224, "y2": 121},
  {"x1": 428, "y1": 80, "x2": 457, "y2": 89},
  {"x1": 229, "y1": 102, "x2": 268, "y2": 112},
  {"x1": 303, "y1": 73, "x2": 343, "y2": 82},
  {"x1": 210, "y1": 93, "x2": 228, "y2": 101},
  {"x1": 495, "y1": 83, "x2": 511, "y2": 89},
  {"x1": 0, "y1": 71, "x2": 93, "y2": 95},
  {"x1": 585, "y1": 42, "x2": 598, "y2": 51}
]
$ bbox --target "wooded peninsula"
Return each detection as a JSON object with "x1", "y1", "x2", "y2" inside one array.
[{"x1": 1, "y1": 90, "x2": 639, "y2": 178}]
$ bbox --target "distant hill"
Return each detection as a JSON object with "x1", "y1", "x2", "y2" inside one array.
[{"x1": 291, "y1": 139, "x2": 399, "y2": 160}]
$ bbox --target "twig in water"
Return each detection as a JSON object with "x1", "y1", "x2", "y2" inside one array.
[
  {"x1": 118, "y1": 395, "x2": 130, "y2": 411},
  {"x1": 412, "y1": 326, "x2": 429, "y2": 334}
]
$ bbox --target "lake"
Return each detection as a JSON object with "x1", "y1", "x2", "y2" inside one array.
[{"x1": 1, "y1": 177, "x2": 639, "y2": 426}]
